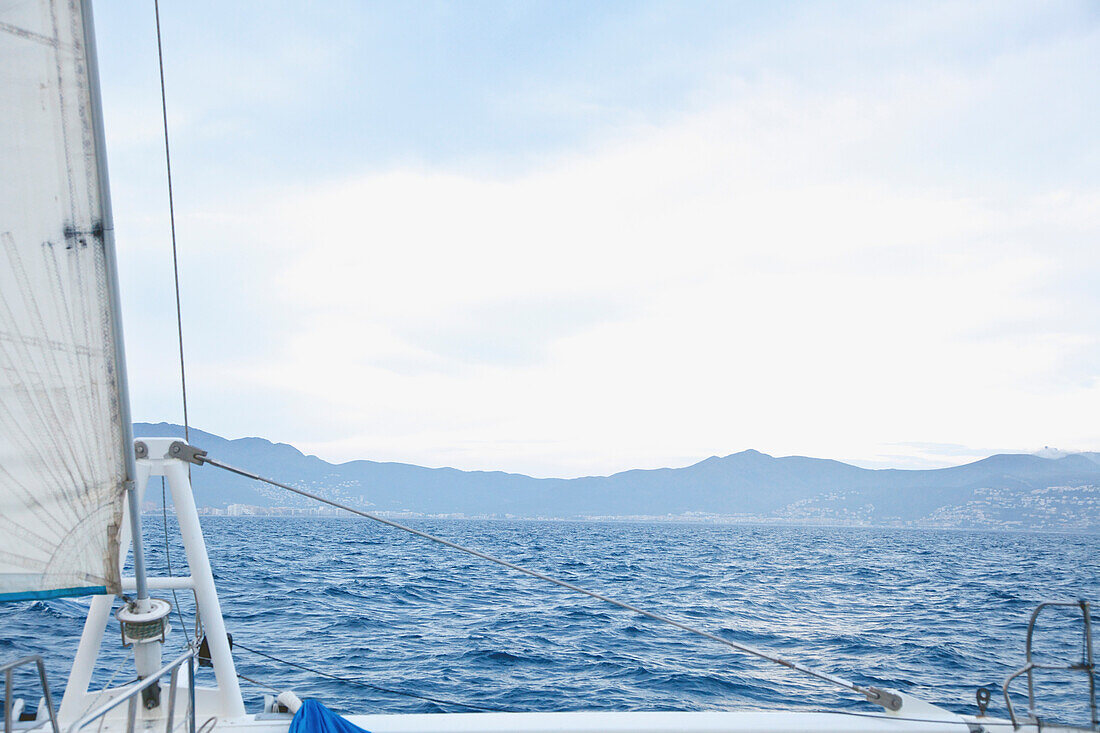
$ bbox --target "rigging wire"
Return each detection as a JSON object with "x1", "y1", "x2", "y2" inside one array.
[
  {"x1": 237, "y1": 672, "x2": 278, "y2": 693},
  {"x1": 161, "y1": 476, "x2": 193, "y2": 643},
  {"x1": 196, "y1": 453, "x2": 898, "y2": 711},
  {"x1": 154, "y1": 0, "x2": 201, "y2": 650},
  {"x1": 233, "y1": 642, "x2": 509, "y2": 713},
  {"x1": 153, "y1": 0, "x2": 190, "y2": 445},
  {"x1": 137, "y1": 2, "x2": 970, "y2": 724},
  {"x1": 78, "y1": 646, "x2": 134, "y2": 726},
  {"x1": 812, "y1": 710, "x2": 1017, "y2": 728}
]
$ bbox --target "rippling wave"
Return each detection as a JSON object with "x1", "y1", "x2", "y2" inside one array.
[{"x1": 1, "y1": 520, "x2": 1097, "y2": 725}]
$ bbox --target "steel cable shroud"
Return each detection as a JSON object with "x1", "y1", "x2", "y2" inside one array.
[{"x1": 192, "y1": 450, "x2": 901, "y2": 712}]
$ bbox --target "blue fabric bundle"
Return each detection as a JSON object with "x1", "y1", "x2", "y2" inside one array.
[{"x1": 288, "y1": 700, "x2": 371, "y2": 733}]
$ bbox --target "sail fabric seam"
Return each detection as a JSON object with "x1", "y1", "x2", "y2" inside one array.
[{"x1": 0, "y1": 20, "x2": 59, "y2": 47}]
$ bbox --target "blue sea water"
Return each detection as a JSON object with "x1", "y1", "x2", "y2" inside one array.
[{"x1": 1, "y1": 519, "x2": 1098, "y2": 726}]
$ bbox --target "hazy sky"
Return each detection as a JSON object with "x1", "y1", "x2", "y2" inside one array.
[{"x1": 94, "y1": 1, "x2": 1100, "y2": 477}]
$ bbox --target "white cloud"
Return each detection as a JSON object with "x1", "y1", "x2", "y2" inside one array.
[
  {"x1": 143, "y1": 74, "x2": 1099, "y2": 477},
  {"x1": 112, "y1": 2, "x2": 1100, "y2": 476}
]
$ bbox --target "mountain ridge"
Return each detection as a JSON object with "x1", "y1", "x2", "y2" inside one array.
[{"x1": 134, "y1": 422, "x2": 1100, "y2": 531}]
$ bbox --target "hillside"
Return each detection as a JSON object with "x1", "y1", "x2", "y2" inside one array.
[{"x1": 134, "y1": 423, "x2": 1100, "y2": 531}]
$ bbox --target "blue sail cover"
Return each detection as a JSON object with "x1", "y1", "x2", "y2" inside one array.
[{"x1": 289, "y1": 700, "x2": 372, "y2": 733}]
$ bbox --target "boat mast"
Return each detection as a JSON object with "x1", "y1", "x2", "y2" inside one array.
[{"x1": 80, "y1": 0, "x2": 149, "y2": 605}]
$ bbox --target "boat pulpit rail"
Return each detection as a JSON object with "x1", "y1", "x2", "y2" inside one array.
[
  {"x1": 1002, "y1": 600, "x2": 1096, "y2": 731},
  {"x1": 2, "y1": 655, "x2": 60, "y2": 733},
  {"x1": 67, "y1": 649, "x2": 197, "y2": 733}
]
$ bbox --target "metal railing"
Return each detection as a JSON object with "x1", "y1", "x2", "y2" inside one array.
[
  {"x1": 1002, "y1": 600, "x2": 1096, "y2": 730},
  {"x1": 2, "y1": 655, "x2": 60, "y2": 733},
  {"x1": 67, "y1": 650, "x2": 196, "y2": 733}
]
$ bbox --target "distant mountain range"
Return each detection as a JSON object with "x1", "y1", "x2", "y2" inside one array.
[{"x1": 134, "y1": 423, "x2": 1100, "y2": 532}]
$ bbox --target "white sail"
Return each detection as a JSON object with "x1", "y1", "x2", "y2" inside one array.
[{"x1": 0, "y1": 0, "x2": 128, "y2": 600}]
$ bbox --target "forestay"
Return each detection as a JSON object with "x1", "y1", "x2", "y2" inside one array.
[{"x1": 0, "y1": 0, "x2": 128, "y2": 601}]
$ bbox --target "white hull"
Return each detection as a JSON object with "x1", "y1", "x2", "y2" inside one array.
[
  {"x1": 228, "y1": 710, "x2": 1064, "y2": 733},
  {"x1": 20, "y1": 705, "x2": 1085, "y2": 733}
]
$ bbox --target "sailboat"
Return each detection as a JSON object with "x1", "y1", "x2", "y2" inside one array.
[{"x1": 1, "y1": 2, "x2": 1096, "y2": 733}]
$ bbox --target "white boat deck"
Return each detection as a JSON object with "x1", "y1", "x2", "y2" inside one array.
[
  {"x1": 42, "y1": 680, "x2": 1085, "y2": 733},
  {"x1": 223, "y1": 710, "x2": 1014, "y2": 733},
  {"x1": 20, "y1": 707, "x2": 1086, "y2": 733}
]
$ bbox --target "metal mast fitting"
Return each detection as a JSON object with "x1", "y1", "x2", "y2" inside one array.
[{"x1": 117, "y1": 599, "x2": 172, "y2": 709}]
